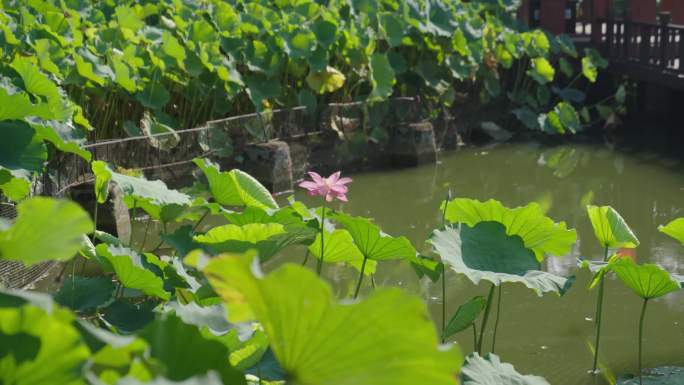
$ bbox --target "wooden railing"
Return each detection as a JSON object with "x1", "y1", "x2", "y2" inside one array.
[{"x1": 597, "y1": 18, "x2": 684, "y2": 75}]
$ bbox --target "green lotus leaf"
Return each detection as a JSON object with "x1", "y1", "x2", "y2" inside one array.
[
  {"x1": 659, "y1": 218, "x2": 684, "y2": 246},
  {"x1": 0, "y1": 169, "x2": 31, "y2": 201},
  {"x1": 203, "y1": 254, "x2": 462, "y2": 385},
  {"x1": 139, "y1": 313, "x2": 246, "y2": 384},
  {"x1": 193, "y1": 158, "x2": 278, "y2": 210},
  {"x1": 369, "y1": 53, "x2": 396, "y2": 101},
  {"x1": 95, "y1": 244, "x2": 170, "y2": 300},
  {"x1": 110, "y1": 54, "x2": 138, "y2": 93},
  {"x1": 136, "y1": 81, "x2": 170, "y2": 110},
  {"x1": 333, "y1": 212, "x2": 417, "y2": 261},
  {"x1": 102, "y1": 298, "x2": 156, "y2": 333},
  {"x1": 115, "y1": 5, "x2": 145, "y2": 31},
  {"x1": 285, "y1": 30, "x2": 316, "y2": 59},
  {"x1": 0, "y1": 82, "x2": 49, "y2": 121},
  {"x1": 74, "y1": 50, "x2": 107, "y2": 86},
  {"x1": 0, "y1": 291, "x2": 90, "y2": 385},
  {"x1": 443, "y1": 296, "x2": 486, "y2": 339},
  {"x1": 0, "y1": 197, "x2": 94, "y2": 265},
  {"x1": 312, "y1": 19, "x2": 337, "y2": 48},
  {"x1": 306, "y1": 66, "x2": 346, "y2": 94},
  {"x1": 380, "y1": 13, "x2": 406, "y2": 47},
  {"x1": 461, "y1": 353, "x2": 550, "y2": 385},
  {"x1": 410, "y1": 255, "x2": 444, "y2": 283},
  {"x1": 10, "y1": 56, "x2": 64, "y2": 108},
  {"x1": 193, "y1": 223, "x2": 289, "y2": 261},
  {"x1": 0, "y1": 121, "x2": 47, "y2": 175},
  {"x1": 554, "y1": 102, "x2": 580, "y2": 134},
  {"x1": 91, "y1": 161, "x2": 192, "y2": 221},
  {"x1": 605, "y1": 257, "x2": 681, "y2": 299},
  {"x1": 529, "y1": 57, "x2": 555, "y2": 84},
  {"x1": 308, "y1": 229, "x2": 376, "y2": 275},
  {"x1": 586, "y1": 205, "x2": 639, "y2": 248},
  {"x1": 27, "y1": 118, "x2": 91, "y2": 161},
  {"x1": 431, "y1": 223, "x2": 573, "y2": 296},
  {"x1": 54, "y1": 276, "x2": 116, "y2": 312},
  {"x1": 244, "y1": 74, "x2": 282, "y2": 109},
  {"x1": 162, "y1": 31, "x2": 186, "y2": 70},
  {"x1": 443, "y1": 198, "x2": 576, "y2": 261}
]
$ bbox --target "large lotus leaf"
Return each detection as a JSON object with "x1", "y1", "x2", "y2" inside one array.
[
  {"x1": 431, "y1": 223, "x2": 573, "y2": 296},
  {"x1": 244, "y1": 74, "x2": 282, "y2": 109},
  {"x1": 0, "y1": 197, "x2": 94, "y2": 265},
  {"x1": 27, "y1": 118, "x2": 91, "y2": 161},
  {"x1": 0, "y1": 121, "x2": 47, "y2": 176},
  {"x1": 308, "y1": 229, "x2": 376, "y2": 275},
  {"x1": 136, "y1": 81, "x2": 170, "y2": 110},
  {"x1": 92, "y1": 161, "x2": 191, "y2": 220},
  {"x1": 203, "y1": 255, "x2": 462, "y2": 385},
  {"x1": 0, "y1": 292, "x2": 90, "y2": 385},
  {"x1": 369, "y1": 53, "x2": 396, "y2": 101},
  {"x1": 443, "y1": 198, "x2": 576, "y2": 261},
  {"x1": 603, "y1": 257, "x2": 681, "y2": 299},
  {"x1": 0, "y1": 82, "x2": 50, "y2": 121},
  {"x1": 95, "y1": 244, "x2": 170, "y2": 300},
  {"x1": 139, "y1": 313, "x2": 246, "y2": 384},
  {"x1": 102, "y1": 299, "x2": 156, "y2": 333},
  {"x1": 284, "y1": 29, "x2": 316, "y2": 58},
  {"x1": 0, "y1": 169, "x2": 31, "y2": 201},
  {"x1": 332, "y1": 212, "x2": 417, "y2": 261},
  {"x1": 305, "y1": 66, "x2": 346, "y2": 94},
  {"x1": 54, "y1": 276, "x2": 115, "y2": 312},
  {"x1": 193, "y1": 223, "x2": 290, "y2": 261},
  {"x1": 586, "y1": 205, "x2": 639, "y2": 248},
  {"x1": 659, "y1": 218, "x2": 684, "y2": 246},
  {"x1": 10, "y1": 56, "x2": 72, "y2": 121},
  {"x1": 193, "y1": 158, "x2": 278, "y2": 210},
  {"x1": 460, "y1": 353, "x2": 550, "y2": 385}
]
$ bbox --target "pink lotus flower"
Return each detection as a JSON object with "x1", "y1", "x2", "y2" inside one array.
[{"x1": 298, "y1": 171, "x2": 352, "y2": 202}]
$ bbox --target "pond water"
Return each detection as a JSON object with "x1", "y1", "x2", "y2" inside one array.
[
  {"x1": 282, "y1": 140, "x2": 684, "y2": 385},
  {"x1": 123, "y1": 139, "x2": 684, "y2": 384}
]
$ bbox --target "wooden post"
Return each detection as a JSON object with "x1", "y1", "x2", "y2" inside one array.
[{"x1": 659, "y1": 12, "x2": 672, "y2": 68}]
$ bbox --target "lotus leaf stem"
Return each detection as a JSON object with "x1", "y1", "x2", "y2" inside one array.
[
  {"x1": 441, "y1": 267, "x2": 446, "y2": 344},
  {"x1": 638, "y1": 298, "x2": 649, "y2": 385},
  {"x1": 192, "y1": 208, "x2": 210, "y2": 232},
  {"x1": 592, "y1": 245, "x2": 610, "y2": 373},
  {"x1": 301, "y1": 250, "x2": 310, "y2": 266},
  {"x1": 316, "y1": 204, "x2": 326, "y2": 276},
  {"x1": 491, "y1": 284, "x2": 503, "y2": 353},
  {"x1": 353, "y1": 256, "x2": 368, "y2": 299},
  {"x1": 477, "y1": 283, "x2": 497, "y2": 355},
  {"x1": 472, "y1": 323, "x2": 478, "y2": 351}
]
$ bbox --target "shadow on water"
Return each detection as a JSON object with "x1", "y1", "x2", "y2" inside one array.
[{"x1": 281, "y1": 135, "x2": 684, "y2": 385}]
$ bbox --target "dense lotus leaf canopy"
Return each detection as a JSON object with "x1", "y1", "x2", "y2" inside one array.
[
  {"x1": 431, "y1": 222, "x2": 573, "y2": 296},
  {"x1": 594, "y1": 257, "x2": 682, "y2": 299},
  {"x1": 203, "y1": 254, "x2": 462, "y2": 385},
  {"x1": 194, "y1": 158, "x2": 278, "y2": 210},
  {"x1": 0, "y1": 197, "x2": 93, "y2": 265},
  {"x1": 659, "y1": 218, "x2": 684, "y2": 247},
  {"x1": 586, "y1": 205, "x2": 639, "y2": 248},
  {"x1": 95, "y1": 244, "x2": 170, "y2": 300},
  {"x1": 461, "y1": 353, "x2": 551, "y2": 385},
  {"x1": 194, "y1": 223, "x2": 302, "y2": 261},
  {"x1": 442, "y1": 198, "x2": 577, "y2": 261}
]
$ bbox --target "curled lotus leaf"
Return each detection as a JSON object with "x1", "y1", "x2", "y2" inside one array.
[
  {"x1": 586, "y1": 205, "x2": 639, "y2": 248},
  {"x1": 659, "y1": 218, "x2": 684, "y2": 247},
  {"x1": 442, "y1": 198, "x2": 576, "y2": 261},
  {"x1": 431, "y1": 222, "x2": 573, "y2": 296},
  {"x1": 596, "y1": 257, "x2": 682, "y2": 299},
  {"x1": 461, "y1": 353, "x2": 550, "y2": 385}
]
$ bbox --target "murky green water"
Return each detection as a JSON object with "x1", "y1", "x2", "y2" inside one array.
[{"x1": 282, "y1": 141, "x2": 684, "y2": 385}]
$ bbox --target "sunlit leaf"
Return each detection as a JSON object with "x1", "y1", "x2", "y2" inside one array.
[
  {"x1": 658, "y1": 218, "x2": 684, "y2": 246},
  {"x1": 605, "y1": 257, "x2": 681, "y2": 299},
  {"x1": 203, "y1": 254, "x2": 462, "y2": 385},
  {"x1": 586, "y1": 205, "x2": 639, "y2": 248},
  {"x1": 307, "y1": 229, "x2": 376, "y2": 275},
  {"x1": 95, "y1": 244, "x2": 170, "y2": 300},
  {"x1": 194, "y1": 158, "x2": 278, "y2": 210},
  {"x1": 0, "y1": 198, "x2": 93, "y2": 265},
  {"x1": 442, "y1": 198, "x2": 576, "y2": 261},
  {"x1": 332, "y1": 212, "x2": 417, "y2": 261}
]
